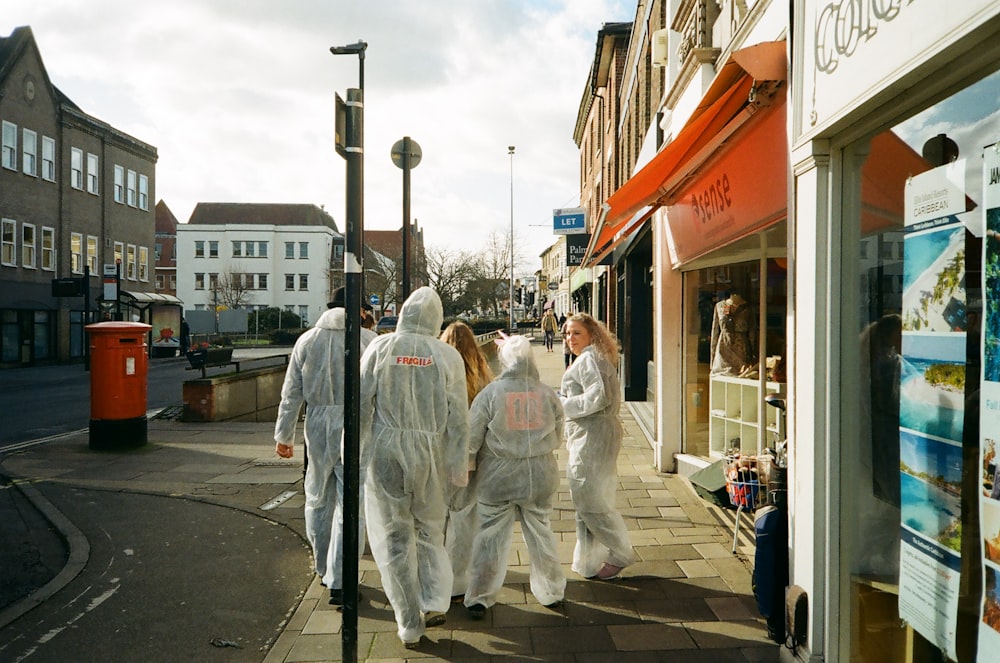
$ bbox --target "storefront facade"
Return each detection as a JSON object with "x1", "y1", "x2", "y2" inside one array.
[{"x1": 792, "y1": 3, "x2": 1000, "y2": 661}]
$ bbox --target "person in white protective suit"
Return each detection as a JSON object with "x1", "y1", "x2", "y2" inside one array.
[
  {"x1": 463, "y1": 334, "x2": 566, "y2": 621},
  {"x1": 274, "y1": 287, "x2": 377, "y2": 605},
  {"x1": 560, "y1": 313, "x2": 636, "y2": 580},
  {"x1": 439, "y1": 321, "x2": 494, "y2": 602},
  {"x1": 359, "y1": 287, "x2": 470, "y2": 648}
]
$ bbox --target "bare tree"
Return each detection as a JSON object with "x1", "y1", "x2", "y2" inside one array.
[
  {"x1": 214, "y1": 266, "x2": 255, "y2": 310},
  {"x1": 422, "y1": 246, "x2": 478, "y2": 317},
  {"x1": 468, "y1": 230, "x2": 520, "y2": 317},
  {"x1": 364, "y1": 247, "x2": 399, "y2": 314}
]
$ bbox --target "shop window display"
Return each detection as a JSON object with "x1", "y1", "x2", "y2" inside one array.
[
  {"x1": 681, "y1": 225, "x2": 787, "y2": 460},
  {"x1": 845, "y1": 67, "x2": 1000, "y2": 663}
]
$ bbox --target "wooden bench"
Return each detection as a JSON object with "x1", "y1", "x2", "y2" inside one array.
[{"x1": 185, "y1": 353, "x2": 289, "y2": 379}]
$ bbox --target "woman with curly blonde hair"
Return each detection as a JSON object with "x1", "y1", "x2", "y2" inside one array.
[
  {"x1": 439, "y1": 321, "x2": 495, "y2": 600},
  {"x1": 559, "y1": 313, "x2": 635, "y2": 580}
]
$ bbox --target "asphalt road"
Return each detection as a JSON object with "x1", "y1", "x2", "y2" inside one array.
[
  {"x1": 0, "y1": 349, "x2": 290, "y2": 448},
  {"x1": 0, "y1": 484, "x2": 311, "y2": 663},
  {"x1": 0, "y1": 348, "x2": 307, "y2": 662}
]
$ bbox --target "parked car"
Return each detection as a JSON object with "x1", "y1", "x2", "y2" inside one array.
[{"x1": 375, "y1": 315, "x2": 398, "y2": 334}]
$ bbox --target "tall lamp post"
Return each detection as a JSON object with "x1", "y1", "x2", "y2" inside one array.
[
  {"x1": 330, "y1": 38, "x2": 365, "y2": 663},
  {"x1": 508, "y1": 145, "x2": 515, "y2": 330}
]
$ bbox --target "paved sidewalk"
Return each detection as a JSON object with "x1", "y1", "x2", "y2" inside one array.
[
  {"x1": 265, "y1": 341, "x2": 778, "y2": 662},
  {"x1": 1, "y1": 339, "x2": 779, "y2": 662}
]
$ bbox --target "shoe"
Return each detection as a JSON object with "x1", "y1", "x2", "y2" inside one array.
[
  {"x1": 329, "y1": 588, "x2": 363, "y2": 605},
  {"x1": 403, "y1": 637, "x2": 421, "y2": 649},
  {"x1": 425, "y1": 611, "x2": 446, "y2": 627},
  {"x1": 543, "y1": 599, "x2": 564, "y2": 609},
  {"x1": 467, "y1": 603, "x2": 487, "y2": 620},
  {"x1": 595, "y1": 563, "x2": 623, "y2": 580}
]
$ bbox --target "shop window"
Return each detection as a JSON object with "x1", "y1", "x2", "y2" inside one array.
[
  {"x1": 680, "y1": 223, "x2": 787, "y2": 460},
  {"x1": 2, "y1": 310, "x2": 18, "y2": 362},
  {"x1": 843, "y1": 66, "x2": 1000, "y2": 662}
]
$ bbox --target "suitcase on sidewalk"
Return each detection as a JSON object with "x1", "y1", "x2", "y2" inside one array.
[{"x1": 752, "y1": 504, "x2": 788, "y2": 643}]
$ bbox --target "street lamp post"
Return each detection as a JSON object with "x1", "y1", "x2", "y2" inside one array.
[
  {"x1": 330, "y1": 38, "x2": 366, "y2": 663},
  {"x1": 508, "y1": 145, "x2": 515, "y2": 330}
]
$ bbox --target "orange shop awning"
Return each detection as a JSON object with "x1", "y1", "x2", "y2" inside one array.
[
  {"x1": 589, "y1": 76, "x2": 753, "y2": 260},
  {"x1": 585, "y1": 40, "x2": 787, "y2": 267},
  {"x1": 587, "y1": 206, "x2": 655, "y2": 267},
  {"x1": 663, "y1": 97, "x2": 787, "y2": 265}
]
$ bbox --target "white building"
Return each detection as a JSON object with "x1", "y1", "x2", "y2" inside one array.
[{"x1": 175, "y1": 203, "x2": 342, "y2": 326}]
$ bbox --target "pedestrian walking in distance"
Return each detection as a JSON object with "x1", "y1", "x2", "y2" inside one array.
[{"x1": 541, "y1": 308, "x2": 558, "y2": 352}]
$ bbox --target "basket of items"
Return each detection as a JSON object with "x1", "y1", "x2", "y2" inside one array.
[{"x1": 724, "y1": 454, "x2": 766, "y2": 510}]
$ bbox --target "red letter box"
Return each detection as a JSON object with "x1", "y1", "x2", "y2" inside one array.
[{"x1": 86, "y1": 321, "x2": 152, "y2": 450}]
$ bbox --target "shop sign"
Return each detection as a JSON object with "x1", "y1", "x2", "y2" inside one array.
[
  {"x1": 797, "y1": 0, "x2": 994, "y2": 140},
  {"x1": 553, "y1": 208, "x2": 587, "y2": 235},
  {"x1": 896, "y1": 161, "x2": 969, "y2": 661},
  {"x1": 666, "y1": 103, "x2": 786, "y2": 266},
  {"x1": 566, "y1": 233, "x2": 590, "y2": 266}
]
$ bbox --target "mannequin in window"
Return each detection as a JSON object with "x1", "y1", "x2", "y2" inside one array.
[{"x1": 710, "y1": 291, "x2": 758, "y2": 376}]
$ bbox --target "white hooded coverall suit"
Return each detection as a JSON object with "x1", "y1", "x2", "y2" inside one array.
[
  {"x1": 359, "y1": 287, "x2": 470, "y2": 644},
  {"x1": 274, "y1": 307, "x2": 376, "y2": 589},
  {"x1": 463, "y1": 336, "x2": 566, "y2": 609},
  {"x1": 560, "y1": 345, "x2": 636, "y2": 578}
]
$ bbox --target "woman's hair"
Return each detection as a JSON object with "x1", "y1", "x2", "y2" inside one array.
[
  {"x1": 567, "y1": 313, "x2": 620, "y2": 364},
  {"x1": 440, "y1": 321, "x2": 494, "y2": 405}
]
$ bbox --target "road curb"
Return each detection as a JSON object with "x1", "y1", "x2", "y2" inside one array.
[{"x1": 0, "y1": 472, "x2": 90, "y2": 630}]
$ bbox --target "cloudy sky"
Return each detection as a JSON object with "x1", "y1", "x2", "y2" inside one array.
[{"x1": 3, "y1": 0, "x2": 633, "y2": 273}]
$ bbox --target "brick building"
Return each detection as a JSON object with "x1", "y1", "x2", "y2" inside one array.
[{"x1": 0, "y1": 26, "x2": 158, "y2": 365}]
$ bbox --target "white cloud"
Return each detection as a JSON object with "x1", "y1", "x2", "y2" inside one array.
[{"x1": 3, "y1": 0, "x2": 633, "y2": 268}]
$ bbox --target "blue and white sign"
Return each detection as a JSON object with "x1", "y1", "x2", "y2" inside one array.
[
  {"x1": 369, "y1": 294, "x2": 380, "y2": 306},
  {"x1": 553, "y1": 207, "x2": 587, "y2": 235}
]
